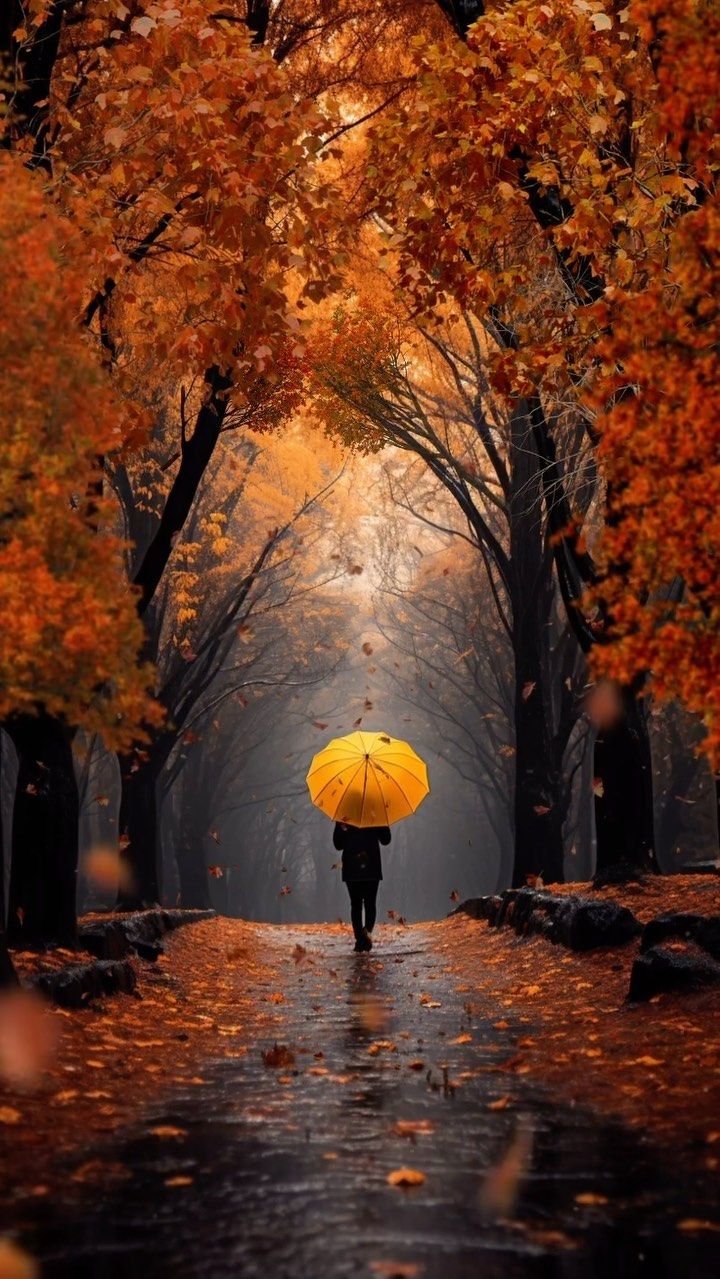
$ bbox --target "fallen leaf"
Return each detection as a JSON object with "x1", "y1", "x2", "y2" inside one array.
[
  {"x1": 369, "y1": 1263, "x2": 422, "y2": 1277},
  {"x1": 387, "y1": 1167, "x2": 426, "y2": 1188},
  {"x1": 262, "y1": 1043, "x2": 295, "y2": 1069},
  {"x1": 392, "y1": 1120, "x2": 435, "y2": 1137}
]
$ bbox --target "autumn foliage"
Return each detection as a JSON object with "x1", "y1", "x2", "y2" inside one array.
[
  {"x1": 359, "y1": 0, "x2": 720, "y2": 756},
  {"x1": 590, "y1": 0, "x2": 720, "y2": 759},
  {"x1": 0, "y1": 156, "x2": 153, "y2": 746}
]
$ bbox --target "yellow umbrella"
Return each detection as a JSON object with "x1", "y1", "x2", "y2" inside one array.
[{"x1": 306, "y1": 730, "x2": 429, "y2": 828}]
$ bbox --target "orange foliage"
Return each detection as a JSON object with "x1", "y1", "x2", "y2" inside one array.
[
  {"x1": 0, "y1": 156, "x2": 155, "y2": 746},
  {"x1": 31, "y1": 0, "x2": 345, "y2": 388},
  {"x1": 363, "y1": 0, "x2": 720, "y2": 754},
  {"x1": 590, "y1": 0, "x2": 720, "y2": 759}
]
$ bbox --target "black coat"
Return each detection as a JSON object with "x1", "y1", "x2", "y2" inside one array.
[{"x1": 333, "y1": 822, "x2": 391, "y2": 882}]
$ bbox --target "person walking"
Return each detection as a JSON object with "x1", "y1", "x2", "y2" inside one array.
[{"x1": 333, "y1": 821, "x2": 391, "y2": 952}]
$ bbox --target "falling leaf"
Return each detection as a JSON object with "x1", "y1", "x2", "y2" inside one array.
[
  {"x1": 677, "y1": 1220, "x2": 720, "y2": 1234},
  {"x1": 150, "y1": 1126, "x2": 187, "y2": 1141},
  {"x1": 387, "y1": 1167, "x2": 426, "y2": 1188},
  {"x1": 479, "y1": 1123, "x2": 533, "y2": 1218},
  {"x1": 575, "y1": 1192, "x2": 609, "y2": 1205},
  {"x1": 449, "y1": 890, "x2": 460, "y2": 903},
  {"x1": 592, "y1": 777, "x2": 605, "y2": 798},
  {"x1": 0, "y1": 1106, "x2": 22, "y2": 1125},
  {"x1": 86, "y1": 845, "x2": 133, "y2": 893},
  {"x1": 488, "y1": 1096, "x2": 512, "y2": 1111},
  {"x1": 279, "y1": 885, "x2": 292, "y2": 896},
  {"x1": 207, "y1": 864, "x2": 223, "y2": 879},
  {"x1": 0, "y1": 989, "x2": 58, "y2": 1088},
  {"x1": 209, "y1": 829, "x2": 221, "y2": 844},
  {"x1": 164, "y1": 1175, "x2": 193, "y2": 1187},
  {"x1": 312, "y1": 721, "x2": 328, "y2": 730},
  {"x1": 0, "y1": 1240, "x2": 38, "y2": 1279},
  {"x1": 522, "y1": 681, "x2": 536, "y2": 700},
  {"x1": 533, "y1": 805, "x2": 551, "y2": 816}
]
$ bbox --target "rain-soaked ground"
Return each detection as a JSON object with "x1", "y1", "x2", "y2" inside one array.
[{"x1": 7, "y1": 924, "x2": 720, "y2": 1277}]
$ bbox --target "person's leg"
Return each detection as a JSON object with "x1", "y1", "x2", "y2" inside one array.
[
  {"x1": 363, "y1": 881, "x2": 379, "y2": 934},
  {"x1": 346, "y1": 882, "x2": 364, "y2": 944}
]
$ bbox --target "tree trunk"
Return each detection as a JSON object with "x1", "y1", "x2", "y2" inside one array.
[
  {"x1": 593, "y1": 689, "x2": 658, "y2": 883},
  {"x1": 6, "y1": 714, "x2": 79, "y2": 947},
  {"x1": 117, "y1": 747, "x2": 163, "y2": 908},
  {"x1": 511, "y1": 652, "x2": 565, "y2": 886},
  {"x1": 0, "y1": 734, "x2": 18, "y2": 985},
  {"x1": 508, "y1": 408, "x2": 565, "y2": 886}
]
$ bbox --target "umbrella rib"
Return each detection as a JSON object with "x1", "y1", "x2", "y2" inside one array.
[
  {"x1": 373, "y1": 757, "x2": 428, "y2": 784},
  {"x1": 367, "y1": 758, "x2": 390, "y2": 825},
  {"x1": 373, "y1": 763, "x2": 416, "y2": 812}
]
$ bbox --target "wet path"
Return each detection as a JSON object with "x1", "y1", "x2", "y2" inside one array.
[{"x1": 10, "y1": 925, "x2": 720, "y2": 1277}]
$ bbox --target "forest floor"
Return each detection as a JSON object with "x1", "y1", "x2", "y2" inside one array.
[{"x1": 1, "y1": 877, "x2": 719, "y2": 1277}]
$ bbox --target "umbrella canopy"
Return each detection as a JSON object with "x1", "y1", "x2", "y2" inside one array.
[{"x1": 307, "y1": 730, "x2": 429, "y2": 828}]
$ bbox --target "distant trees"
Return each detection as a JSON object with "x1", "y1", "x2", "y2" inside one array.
[
  {"x1": 373, "y1": 508, "x2": 516, "y2": 881},
  {"x1": 115, "y1": 426, "x2": 346, "y2": 905},
  {"x1": 315, "y1": 308, "x2": 588, "y2": 883}
]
